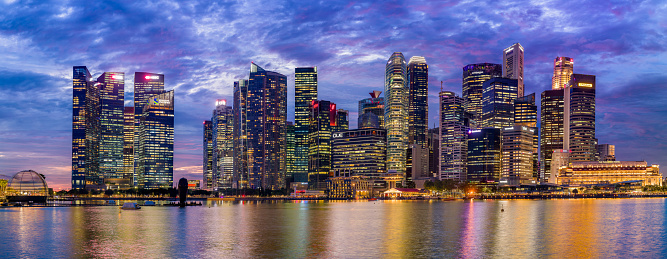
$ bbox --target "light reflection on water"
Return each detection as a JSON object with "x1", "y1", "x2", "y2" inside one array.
[{"x1": 1, "y1": 199, "x2": 666, "y2": 258}]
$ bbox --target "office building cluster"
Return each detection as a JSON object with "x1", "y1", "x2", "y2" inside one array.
[{"x1": 72, "y1": 67, "x2": 173, "y2": 190}]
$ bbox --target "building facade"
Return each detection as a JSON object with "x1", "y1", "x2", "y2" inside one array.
[
  {"x1": 540, "y1": 89, "x2": 564, "y2": 182},
  {"x1": 212, "y1": 100, "x2": 233, "y2": 190},
  {"x1": 97, "y1": 72, "x2": 126, "y2": 189},
  {"x1": 555, "y1": 161, "x2": 661, "y2": 186},
  {"x1": 552, "y1": 57, "x2": 574, "y2": 90},
  {"x1": 596, "y1": 144, "x2": 616, "y2": 161},
  {"x1": 502, "y1": 43, "x2": 524, "y2": 97},
  {"x1": 232, "y1": 79, "x2": 249, "y2": 189},
  {"x1": 501, "y1": 126, "x2": 536, "y2": 186},
  {"x1": 203, "y1": 120, "x2": 214, "y2": 190},
  {"x1": 294, "y1": 67, "x2": 318, "y2": 183},
  {"x1": 564, "y1": 74, "x2": 596, "y2": 162},
  {"x1": 308, "y1": 100, "x2": 336, "y2": 189},
  {"x1": 467, "y1": 128, "x2": 501, "y2": 185},
  {"x1": 286, "y1": 121, "x2": 296, "y2": 183},
  {"x1": 123, "y1": 106, "x2": 135, "y2": 187},
  {"x1": 481, "y1": 77, "x2": 518, "y2": 129},
  {"x1": 358, "y1": 91, "x2": 384, "y2": 128},
  {"x1": 133, "y1": 72, "x2": 164, "y2": 186},
  {"x1": 462, "y1": 63, "x2": 502, "y2": 124},
  {"x1": 72, "y1": 66, "x2": 99, "y2": 190},
  {"x1": 136, "y1": 90, "x2": 174, "y2": 189},
  {"x1": 385, "y1": 52, "x2": 409, "y2": 177},
  {"x1": 407, "y1": 56, "x2": 428, "y2": 147},
  {"x1": 331, "y1": 128, "x2": 387, "y2": 178},
  {"x1": 439, "y1": 91, "x2": 470, "y2": 181}
]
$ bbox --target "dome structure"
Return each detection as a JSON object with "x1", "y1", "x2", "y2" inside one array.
[{"x1": 6, "y1": 170, "x2": 49, "y2": 202}]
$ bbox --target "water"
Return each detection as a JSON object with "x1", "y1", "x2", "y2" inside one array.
[{"x1": 1, "y1": 199, "x2": 666, "y2": 258}]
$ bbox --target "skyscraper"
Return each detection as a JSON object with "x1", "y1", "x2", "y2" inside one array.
[
  {"x1": 233, "y1": 79, "x2": 249, "y2": 189},
  {"x1": 332, "y1": 128, "x2": 387, "y2": 178},
  {"x1": 123, "y1": 106, "x2": 134, "y2": 187},
  {"x1": 96, "y1": 72, "x2": 125, "y2": 189},
  {"x1": 334, "y1": 109, "x2": 349, "y2": 133},
  {"x1": 384, "y1": 52, "x2": 409, "y2": 177},
  {"x1": 212, "y1": 100, "x2": 234, "y2": 190},
  {"x1": 540, "y1": 89, "x2": 564, "y2": 182},
  {"x1": 247, "y1": 63, "x2": 287, "y2": 190},
  {"x1": 308, "y1": 100, "x2": 336, "y2": 189},
  {"x1": 565, "y1": 74, "x2": 596, "y2": 162},
  {"x1": 358, "y1": 91, "x2": 384, "y2": 128},
  {"x1": 294, "y1": 67, "x2": 318, "y2": 183},
  {"x1": 72, "y1": 66, "x2": 99, "y2": 190},
  {"x1": 481, "y1": 77, "x2": 518, "y2": 129},
  {"x1": 133, "y1": 72, "x2": 164, "y2": 185},
  {"x1": 408, "y1": 56, "x2": 428, "y2": 147},
  {"x1": 552, "y1": 57, "x2": 574, "y2": 90},
  {"x1": 467, "y1": 128, "x2": 502, "y2": 185},
  {"x1": 203, "y1": 120, "x2": 214, "y2": 190},
  {"x1": 462, "y1": 63, "x2": 502, "y2": 124},
  {"x1": 439, "y1": 91, "x2": 470, "y2": 181},
  {"x1": 136, "y1": 90, "x2": 174, "y2": 189},
  {"x1": 503, "y1": 43, "x2": 524, "y2": 97},
  {"x1": 501, "y1": 126, "x2": 537, "y2": 186},
  {"x1": 286, "y1": 121, "x2": 296, "y2": 183},
  {"x1": 514, "y1": 93, "x2": 537, "y2": 127}
]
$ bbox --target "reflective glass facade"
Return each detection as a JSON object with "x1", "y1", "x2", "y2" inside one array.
[
  {"x1": 286, "y1": 121, "x2": 295, "y2": 183},
  {"x1": 133, "y1": 72, "x2": 164, "y2": 185},
  {"x1": 212, "y1": 102, "x2": 233, "y2": 190},
  {"x1": 97, "y1": 72, "x2": 125, "y2": 188},
  {"x1": 233, "y1": 80, "x2": 249, "y2": 189},
  {"x1": 462, "y1": 63, "x2": 502, "y2": 124},
  {"x1": 540, "y1": 89, "x2": 564, "y2": 182},
  {"x1": 137, "y1": 90, "x2": 174, "y2": 189},
  {"x1": 408, "y1": 56, "x2": 428, "y2": 148},
  {"x1": 467, "y1": 128, "x2": 501, "y2": 185},
  {"x1": 358, "y1": 95, "x2": 384, "y2": 128},
  {"x1": 123, "y1": 106, "x2": 134, "y2": 186},
  {"x1": 565, "y1": 74, "x2": 596, "y2": 162},
  {"x1": 481, "y1": 77, "x2": 518, "y2": 129},
  {"x1": 72, "y1": 66, "x2": 99, "y2": 189},
  {"x1": 331, "y1": 129, "x2": 387, "y2": 178},
  {"x1": 308, "y1": 100, "x2": 336, "y2": 189},
  {"x1": 294, "y1": 67, "x2": 317, "y2": 183},
  {"x1": 439, "y1": 91, "x2": 469, "y2": 181},
  {"x1": 502, "y1": 43, "x2": 524, "y2": 97},
  {"x1": 501, "y1": 126, "x2": 537, "y2": 186},
  {"x1": 203, "y1": 120, "x2": 213, "y2": 190},
  {"x1": 384, "y1": 52, "x2": 409, "y2": 176}
]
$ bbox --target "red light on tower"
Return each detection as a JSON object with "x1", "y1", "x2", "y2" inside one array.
[{"x1": 145, "y1": 75, "x2": 150, "y2": 79}]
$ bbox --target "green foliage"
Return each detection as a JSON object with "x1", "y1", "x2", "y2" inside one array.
[{"x1": 642, "y1": 185, "x2": 667, "y2": 192}]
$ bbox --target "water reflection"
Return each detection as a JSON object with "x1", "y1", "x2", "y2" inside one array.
[{"x1": 1, "y1": 199, "x2": 666, "y2": 258}]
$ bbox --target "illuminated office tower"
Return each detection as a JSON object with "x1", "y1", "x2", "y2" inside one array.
[
  {"x1": 540, "y1": 89, "x2": 564, "y2": 182},
  {"x1": 233, "y1": 79, "x2": 249, "y2": 189},
  {"x1": 247, "y1": 63, "x2": 287, "y2": 190},
  {"x1": 439, "y1": 91, "x2": 470, "y2": 181},
  {"x1": 596, "y1": 144, "x2": 615, "y2": 161},
  {"x1": 408, "y1": 56, "x2": 428, "y2": 147},
  {"x1": 359, "y1": 112, "x2": 380, "y2": 129},
  {"x1": 428, "y1": 128, "x2": 439, "y2": 178},
  {"x1": 212, "y1": 100, "x2": 234, "y2": 190},
  {"x1": 133, "y1": 72, "x2": 164, "y2": 185},
  {"x1": 308, "y1": 100, "x2": 336, "y2": 189},
  {"x1": 514, "y1": 93, "x2": 538, "y2": 178},
  {"x1": 96, "y1": 72, "x2": 126, "y2": 189},
  {"x1": 503, "y1": 43, "x2": 524, "y2": 97},
  {"x1": 358, "y1": 91, "x2": 384, "y2": 128},
  {"x1": 203, "y1": 120, "x2": 214, "y2": 190},
  {"x1": 334, "y1": 109, "x2": 349, "y2": 132},
  {"x1": 286, "y1": 122, "x2": 296, "y2": 183},
  {"x1": 72, "y1": 66, "x2": 100, "y2": 189},
  {"x1": 462, "y1": 63, "x2": 502, "y2": 124},
  {"x1": 384, "y1": 52, "x2": 409, "y2": 177},
  {"x1": 136, "y1": 90, "x2": 174, "y2": 189},
  {"x1": 467, "y1": 128, "x2": 502, "y2": 185},
  {"x1": 332, "y1": 128, "x2": 387, "y2": 178},
  {"x1": 481, "y1": 77, "x2": 518, "y2": 129},
  {"x1": 123, "y1": 106, "x2": 134, "y2": 186},
  {"x1": 294, "y1": 67, "x2": 318, "y2": 183},
  {"x1": 552, "y1": 57, "x2": 573, "y2": 90},
  {"x1": 501, "y1": 126, "x2": 536, "y2": 186},
  {"x1": 564, "y1": 74, "x2": 596, "y2": 162}
]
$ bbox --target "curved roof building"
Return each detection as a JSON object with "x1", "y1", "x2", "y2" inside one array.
[{"x1": 6, "y1": 170, "x2": 49, "y2": 202}]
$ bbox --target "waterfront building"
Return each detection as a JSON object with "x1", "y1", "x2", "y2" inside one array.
[
  {"x1": 203, "y1": 120, "x2": 213, "y2": 190},
  {"x1": 385, "y1": 52, "x2": 409, "y2": 177},
  {"x1": 136, "y1": 90, "x2": 174, "y2": 189},
  {"x1": 552, "y1": 57, "x2": 574, "y2": 90},
  {"x1": 428, "y1": 127, "x2": 439, "y2": 178},
  {"x1": 335, "y1": 109, "x2": 349, "y2": 132},
  {"x1": 564, "y1": 74, "x2": 596, "y2": 162},
  {"x1": 212, "y1": 100, "x2": 234, "y2": 190},
  {"x1": 326, "y1": 174, "x2": 372, "y2": 199},
  {"x1": 514, "y1": 93, "x2": 538, "y2": 178},
  {"x1": 6, "y1": 170, "x2": 49, "y2": 203},
  {"x1": 232, "y1": 79, "x2": 249, "y2": 189},
  {"x1": 331, "y1": 128, "x2": 387, "y2": 178},
  {"x1": 247, "y1": 63, "x2": 287, "y2": 190},
  {"x1": 358, "y1": 91, "x2": 384, "y2": 128},
  {"x1": 308, "y1": 100, "x2": 336, "y2": 189},
  {"x1": 72, "y1": 66, "x2": 99, "y2": 190},
  {"x1": 123, "y1": 106, "x2": 134, "y2": 187},
  {"x1": 555, "y1": 161, "x2": 661, "y2": 186},
  {"x1": 540, "y1": 89, "x2": 565, "y2": 182},
  {"x1": 549, "y1": 149, "x2": 570, "y2": 183},
  {"x1": 294, "y1": 67, "x2": 318, "y2": 183},
  {"x1": 133, "y1": 72, "x2": 164, "y2": 186},
  {"x1": 596, "y1": 144, "x2": 616, "y2": 161},
  {"x1": 467, "y1": 128, "x2": 502, "y2": 185},
  {"x1": 481, "y1": 77, "x2": 518, "y2": 129},
  {"x1": 97, "y1": 72, "x2": 126, "y2": 189},
  {"x1": 286, "y1": 121, "x2": 296, "y2": 183},
  {"x1": 439, "y1": 91, "x2": 471, "y2": 181},
  {"x1": 187, "y1": 180, "x2": 201, "y2": 190},
  {"x1": 408, "y1": 56, "x2": 428, "y2": 147},
  {"x1": 408, "y1": 144, "x2": 429, "y2": 180},
  {"x1": 462, "y1": 63, "x2": 502, "y2": 124},
  {"x1": 502, "y1": 43, "x2": 524, "y2": 96},
  {"x1": 501, "y1": 126, "x2": 537, "y2": 186}
]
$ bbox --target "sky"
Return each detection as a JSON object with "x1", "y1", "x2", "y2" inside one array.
[{"x1": 0, "y1": 0, "x2": 666, "y2": 190}]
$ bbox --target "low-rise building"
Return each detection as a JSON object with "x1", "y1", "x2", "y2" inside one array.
[
  {"x1": 326, "y1": 175, "x2": 372, "y2": 199},
  {"x1": 555, "y1": 161, "x2": 661, "y2": 186}
]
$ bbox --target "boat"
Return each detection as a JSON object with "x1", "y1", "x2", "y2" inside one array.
[
  {"x1": 121, "y1": 202, "x2": 141, "y2": 210},
  {"x1": 107, "y1": 200, "x2": 116, "y2": 205},
  {"x1": 368, "y1": 198, "x2": 378, "y2": 201},
  {"x1": 144, "y1": 201, "x2": 156, "y2": 206}
]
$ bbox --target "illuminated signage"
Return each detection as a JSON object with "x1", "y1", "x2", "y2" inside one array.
[
  {"x1": 145, "y1": 75, "x2": 160, "y2": 80},
  {"x1": 332, "y1": 133, "x2": 343, "y2": 138},
  {"x1": 216, "y1": 99, "x2": 227, "y2": 106},
  {"x1": 578, "y1": 83, "x2": 593, "y2": 87},
  {"x1": 468, "y1": 130, "x2": 481, "y2": 134},
  {"x1": 111, "y1": 74, "x2": 123, "y2": 80},
  {"x1": 151, "y1": 98, "x2": 171, "y2": 105}
]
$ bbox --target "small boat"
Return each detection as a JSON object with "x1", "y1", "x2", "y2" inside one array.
[
  {"x1": 107, "y1": 200, "x2": 116, "y2": 205},
  {"x1": 368, "y1": 198, "x2": 377, "y2": 201},
  {"x1": 144, "y1": 201, "x2": 156, "y2": 206},
  {"x1": 121, "y1": 202, "x2": 141, "y2": 210}
]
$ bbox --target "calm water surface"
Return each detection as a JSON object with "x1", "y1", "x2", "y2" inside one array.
[{"x1": 1, "y1": 198, "x2": 666, "y2": 258}]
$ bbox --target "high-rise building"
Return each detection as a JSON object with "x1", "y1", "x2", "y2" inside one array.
[
  {"x1": 358, "y1": 91, "x2": 384, "y2": 128},
  {"x1": 133, "y1": 72, "x2": 164, "y2": 186},
  {"x1": 503, "y1": 43, "x2": 524, "y2": 97},
  {"x1": 294, "y1": 67, "x2": 318, "y2": 183},
  {"x1": 514, "y1": 93, "x2": 537, "y2": 127},
  {"x1": 359, "y1": 112, "x2": 380, "y2": 129},
  {"x1": 72, "y1": 66, "x2": 100, "y2": 190},
  {"x1": 596, "y1": 144, "x2": 616, "y2": 161},
  {"x1": 233, "y1": 79, "x2": 249, "y2": 189},
  {"x1": 408, "y1": 56, "x2": 428, "y2": 147},
  {"x1": 96, "y1": 72, "x2": 126, "y2": 189},
  {"x1": 481, "y1": 77, "x2": 518, "y2": 129},
  {"x1": 552, "y1": 57, "x2": 574, "y2": 90},
  {"x1": 203, "y1": 120, "x2": 214, "y2": 190},
  {"x1": 439, "y1": 91, "x2": 471, "y2": 181},
  {"x1": 549, "y1": 149, "x2": 570, "y2": 183},
  {"x1": 467, "y1": 128, "x2": 502, "y2": 185},
  {"x1": 286, "y1": 121, "x2": 296, "y2": 183},
  {"x1": 136, "y1": 90, "x2": 174, "y2": 189},
  {"x1": 123, "y1": 106, "x2": 134, "y2": 187},
  {"x1": 212, "y1": 100, "x2": 234, "y2": 190},
  {"x1": 501, "y1": 126, "x2": 537, "y2": 186},
  {"x1": 308, "y1": 100, "x2": 336, "y2": 189},
  {"x1": 335, "y1": 109, "x2": 349, "y2": 132},
  {"x1": 332, "y1": 128, "x2": 387, "y2": 178},
  {"x1": 565, "y1": 74, "x2": 596, "y2": 162},
  {"x1": 540, "y1": 89, "x2": 564, "y2": 182},
  {"x1": 462, "y1": 63, "x2": 502, "y2": 124},
  {"x1": 384, "y1": 52, "x2": 409, "y2": 177},
  {"x1": 247, "y1": 63, "x2": 287, "y2": 190},
  {"x1": 428, "y1": 127, "x2": 439, "y2": 178}
]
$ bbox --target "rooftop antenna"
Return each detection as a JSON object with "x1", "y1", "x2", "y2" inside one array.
[{"x1": 440, "y1": 81, "x2": 443, "y2": 92}]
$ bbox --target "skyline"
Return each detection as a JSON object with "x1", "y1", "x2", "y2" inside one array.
[{"x1": 1, "y1": 1, "x2": 666, "y2": 189}]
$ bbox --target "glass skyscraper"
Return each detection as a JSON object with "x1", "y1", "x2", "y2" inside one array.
[
  {"x1": 332, "y1": 129, "x2": 387, "y2": 178},
  {"x1": 565, "y1": 74, "x2": 596, "y2": 162},
  {"x1": 408, "y1": 56, "x2": 428, "y2": 148},
  {"x1": 462, "y1": 63, "x2": 502, "y2": 124},
  {"x1": 203, "y1": 120, "x2": 214, "y2": 190},
  {"x1": 136, "y1": 90, "x2": 174, "y2": 189},
  {"x1": 514, "y1": 93, "x2": 538, "y2": 179},
  {"x1": 97, "y1": 72, "x2": 125, "y2": 189},
  {"x1": 294, "y1": 67, "x2": 318, "y2": 183},
  {"x1": 540, "y1": 89, "x2": 564, "y2": 182},
  {"x1": 384, "y1": 52, "x2": 409, "y2": 177},
  {"x1": 467, "y1": 128, "x2": 502, "y2": 185},
  {"x1": 286, "y1": 121, "x2": 296, "y2": 183},
  {"x1": 212, "y1": 100, "x2": 233, "y2": 190},
  {"x1": 439, "y1": 91, "x2": 470, "y2": 181},
  {"x1": 308, "y1": 100, "x2": 336, "y2": 189},
  {"x1": 552, "y1": 57, "x2": 574, "y2": 90},
  {"x1": 247, "y1": 63, "x2": 287, "y2": 190},
  {"x1": 502, "y1": 43, "x2": 524, "y2": 97},
  {"x1": 133, "y1": 72, "x2": 164, "y2": 186},
  {"x1": 358, "y1": 91, "x2": 384, "y2": 128},
  {"x1": 501, "y1": 126, "x2": 537, "y2": 186},
  {"x1": 72, "y1": 66, "x2": 99, "y2": 190},
  {"x1": 233, "y1": 79, "x2": 249, "y2": 189},
  {"x1": 334, "y1": 109, "x2": 349, "y2": 133},
  {"x1": 481, "y1": 77, "x2": 518, "y2": 129},
  {"x1": 123, "y1": 106, "x2": 135, "y2": 187}
]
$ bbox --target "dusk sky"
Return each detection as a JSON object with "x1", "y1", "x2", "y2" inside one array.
[{"x1": 1, "y1": 0, "x2": 666, "y2": 190}]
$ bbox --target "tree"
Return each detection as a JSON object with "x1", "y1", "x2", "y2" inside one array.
[{"x1": 104, "y1": 189, "x2": 114, "y2": 196}]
